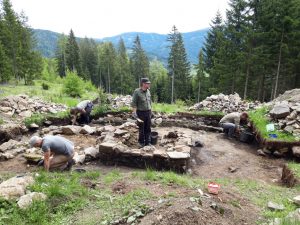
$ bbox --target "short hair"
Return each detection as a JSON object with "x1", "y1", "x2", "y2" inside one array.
[
  {"x1": 29, "y1": 136, "x2": 41, "y2": 148},
  {"x1": 241, "y1": 112, "x2": 248, "y2": 118}
]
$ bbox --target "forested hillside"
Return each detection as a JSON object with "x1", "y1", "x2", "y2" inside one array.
[
  {"x1": 1, "y1": 0, "x2": 299, "y2": 104},
  {"x1": 33, "y1": 29, "x2": 208, "y2": 64}
]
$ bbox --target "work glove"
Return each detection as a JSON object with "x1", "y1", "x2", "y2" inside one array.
[{"x1": 132, "y1": 112, "x2": 138, "y2": 119}]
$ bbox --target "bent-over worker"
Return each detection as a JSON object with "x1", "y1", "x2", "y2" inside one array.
[
  {"x1": 219, "y1": 112, "x2": 248, "y2": 138},
  {"x1": 29, "y1": 135, "x2": 75, "y2": 172}
]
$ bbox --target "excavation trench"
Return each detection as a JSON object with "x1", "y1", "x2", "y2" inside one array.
[{"x1": 0, "y1": 112, "x2": 285, "y2": 185}]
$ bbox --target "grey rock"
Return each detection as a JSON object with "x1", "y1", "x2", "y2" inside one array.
[
  {"x1": 292, "y1": 146, "x2": 300, "y2": 157},
  {"x1": 73, "y1": 153, "x2": 85, "y2": 164},
  {"x1": 17, "y1": 192, "x2": 47, "y2": 209},
  {"x1": 19, "y1": 110, "x2": 32, "y2": 118},
  {"x1": 0, "y1": 107, "x2": 12, "y2": 113},
  {"x1": 293, "y1": 195, "x2": 300, "y2": 205},
  {"x1": 257, "y1": 149, "x2": 266, "y2": 156},
  {"x1": 167, "y1": 151, "x2": 190, "y2": 159},
  {"x1": 99, "y1": 142, "x2": 118, "y2": 153},
  {"x1": 270, "y1": 103, "x2": 290, "y2": 119},
  {"x1": 29, "y1": 123, "x2": 39, "y2": 129},
  {"x1": 0, "y1": 140, "x2": 20, "y2": 152},
  {"x1": 0, "y1": 176, "x2": 34, "y2": 200},
  {"x1": 267, "y1": 201, "x2": 285, "y2": 211},
  {"x1": 284, "y1": 125, "x2": 294, "y2": 133},
  {"x1": 114, "y1": 129, "x2": 128, "y2": 136},
  {"x1": 61, "y1": 125, "x2": 82, "y2": 135},
  {"x1": 80, "y1": 125, "x2": 96, "y2": 134},
  {"x1": 84, "y1": 147, "x2": 98, "y2": 158}
]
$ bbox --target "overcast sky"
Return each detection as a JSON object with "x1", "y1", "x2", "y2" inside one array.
[{"x1": 11, "y1": 0, "x2": 229, "y2": 38}]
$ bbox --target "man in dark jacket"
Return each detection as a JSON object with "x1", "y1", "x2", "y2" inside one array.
[{"x1": 131, "y1": 78, "x2": 152, "y2": 147}]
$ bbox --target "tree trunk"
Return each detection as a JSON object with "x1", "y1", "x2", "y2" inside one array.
[
  {"x1": 243, "y1": 63, "x2": 250, "y2": 100},
  {"x1": 107, "y1": 65, "x2": 110, "y2": 94},
  {"x1": 273, "y1": 31, "x2": 284, "y2": 99},
  {"x1": 197, "y1": 79, "x2": 201, "y2": 103},
  {"x1": 171, "y1": 61, "x2": 175, "y2": 104}
]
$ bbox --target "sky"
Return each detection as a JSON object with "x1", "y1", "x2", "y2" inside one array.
[{"x1": 11, "y1": 0, "x2": 229, "y2": 38}]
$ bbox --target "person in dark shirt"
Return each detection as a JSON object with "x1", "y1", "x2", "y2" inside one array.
[{"x1": 131, "y1": 78, "x2": 152, "y2": 147}]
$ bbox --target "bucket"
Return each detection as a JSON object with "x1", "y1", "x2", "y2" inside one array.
[
  {"x1": 150, "y1": 131, "x2": 158, "y2": 145},
  {"x1": 240, "y1": 130, "x2": 254, "y2": 143}
]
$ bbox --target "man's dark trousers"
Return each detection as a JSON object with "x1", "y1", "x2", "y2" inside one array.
[{"x1": 137, "y1": 110, "x2": 151, "y2": 146}]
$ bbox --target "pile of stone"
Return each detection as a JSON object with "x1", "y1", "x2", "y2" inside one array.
[
  {"x1": 0, "y1": 94, "x2": 67, "y2": 119},
  {"x1": 189, "y1": 93, "x2": 260, "y2": 113},
  {"x1": 0, "y1": 175, "x2": 46, "y2": 209},
  {"x1": 110, "y1": 95, "x2": 132, "y2": 109},
  {"x1": 267, "y1": 89, "x2": 300, "y2": 140}
]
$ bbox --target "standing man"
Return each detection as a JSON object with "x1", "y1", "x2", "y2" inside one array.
[
  {"x1": 29, "y1": 135, "x2": 75, "y2": 172},
  {"x1": 219, "y1": 112, "x2": 249, "y2": 139},
  {"x1": 70, "y1": 100, "x2": 93, "y2": 125},
  {"x1": 131, "y1": 78, "x2": 152, "y2": 147}
]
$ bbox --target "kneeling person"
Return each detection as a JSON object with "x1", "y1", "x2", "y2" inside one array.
[
  {"x1": 29, "y1": 135, "x2": 75, "y2": 172},
  {"x1": 70, "y1": 100, "x2": 93, "y2": 125},
  {"x1": 219, "y1": 112, "x2": 248, "y2": 138}
]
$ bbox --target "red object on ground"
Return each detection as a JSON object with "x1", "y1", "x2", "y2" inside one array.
[{"x1": 208, "y1": 182, "x2": 221, "y2": 195}]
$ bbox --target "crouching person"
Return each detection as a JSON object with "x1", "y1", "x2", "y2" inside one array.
[
  {"x1": 70, "y1": 100, "x2": 93, "y2": 125},
  {"x1": 219, "y1": 112, "x2": 248, "y2": 139},
  {"x1": 29, "y1": 135, "x2": 75, "y2": 172}
]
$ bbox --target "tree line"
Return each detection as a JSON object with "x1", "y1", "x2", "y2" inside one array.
[
  {"x1": 0, "y1": 0, "x2": 42, "y2": 84},
  {"x1": 1, "y1": 0, "x2": 299, "y2": 103},
  {"x1": 202, "y1": 0, "x2": 300, "y2": 102}
]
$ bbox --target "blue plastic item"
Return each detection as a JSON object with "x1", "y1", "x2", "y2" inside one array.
[{"x1": 268, "y1": 134, "x2": 278, "y2": 139}]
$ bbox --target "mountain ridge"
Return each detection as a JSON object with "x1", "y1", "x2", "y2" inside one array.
[{"x1": 33, "y1": 28, "x2": 209, "y2": 64}]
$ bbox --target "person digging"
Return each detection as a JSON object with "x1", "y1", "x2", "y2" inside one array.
[
  {"x1": 70, "y1": 100, "x2": 94, "y2": 125},
  {"x1": 131, "y1": 78, "x2": 152, "y2": 148},
  {"x1": 29, "y1": 135, "x2": 75, "y2": 172},
  {"x1": 219, "y1": 112, "x2": 249, "y2": 139}
]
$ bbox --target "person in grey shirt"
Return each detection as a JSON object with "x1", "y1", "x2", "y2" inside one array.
[
  {"x1": 29, "y1": 135, "x2": 75, "y2": 172},
  {"x1": 70, "y1": 100, "x2": 93, "y2": 125}
]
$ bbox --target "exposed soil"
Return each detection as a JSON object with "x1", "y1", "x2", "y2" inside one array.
[{"x1": 0, "y1": 125, "x2": 287, "y2": 225}]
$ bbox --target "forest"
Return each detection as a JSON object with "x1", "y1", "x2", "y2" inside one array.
[{"x1": 0, "y1": 0, "x2": 300, "y2": 103}]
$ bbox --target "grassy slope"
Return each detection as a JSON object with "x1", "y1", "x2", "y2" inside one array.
[{"x1": 0, "y1": 169, "x2": 298, "y2": 224}]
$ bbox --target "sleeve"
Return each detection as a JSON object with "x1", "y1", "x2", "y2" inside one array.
[
  {"x1": 131, "y1": 90, "x2": 138, "y2": 108},
  {"x1": 41, "y1": 142, "x2": 50, "y2": 152},
  {"x1": 234, "y1": 116, "x2": 240, "y2": 127}
]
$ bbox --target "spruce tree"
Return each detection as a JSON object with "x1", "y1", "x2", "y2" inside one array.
[
  {"x1": 167, "y1": 25, "x2": 190, "y2": 102},
  {"x1": 130, "y1": 35, "x2": 149, "y2": 86},
  {"x1": 55, "y1": 34, "x2": 67, "y2": 77},
  {"x1": 65, "y1": 29, "x2": 81, "y2": 75}
]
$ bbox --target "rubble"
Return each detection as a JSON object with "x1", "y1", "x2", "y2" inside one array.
[
  {"x1": 110, "y1": 95, "x2": 132, "y2": 109},
  {"x1": 266, "y1": 89, "x2": 300, "y2": 142},
  {"x1": 0, "y1": 176, "x2": 34, "y2": 200},
  {"x1": 189, "y1": 93, "x2": 260, "y2": 113},
  {"x1": 0, "y1": 94, "x2": 67, "y2": 119}
]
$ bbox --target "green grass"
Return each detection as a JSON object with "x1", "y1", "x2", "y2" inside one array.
[
  {"x1": 24, "y1": 110, "x2": 70, "y2": 127},
  {"x1": 152, "y1": 103, "x2": 187, "y2": 114},
  {"x1": 0, "y1": 118, "x2": 4, "y2": 125},
  {"x1": 0, "y1": 171, "x2": 90, "y2": 225},
  {"x1": 193, "y1": 110, "x2": 225, "y2": 117},
  {"x1": 249, "y1": 107, "x2": 296, "y2": 142},
  {"x1": 288, "y1": 162, "x2": 300, "y2": 179},
  {"x1": 0, "y1": 80, "x2": 98, "y2": 107},
  {"x1": 103, "y1": 169, "x2": 122, "y2": 184}
]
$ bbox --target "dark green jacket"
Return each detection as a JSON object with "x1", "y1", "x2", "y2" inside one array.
[{"x1": 131, "y1": 88, "x2": 151, "y2": 111}]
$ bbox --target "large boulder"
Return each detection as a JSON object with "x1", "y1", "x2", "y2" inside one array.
[
  {"x1": 270, "y1": 103, "x2": 290, "y2": 119},
  {"x1": 0, "y1": 176, "x2": 34, "y2": 200}
]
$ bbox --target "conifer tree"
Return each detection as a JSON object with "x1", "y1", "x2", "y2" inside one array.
[
  {"x1": 130, "y1": 35, "x2": 149, "y2": 86},
  {"x1": 167, "y1": 25, "x2": 190, "y2": 103},
  {"x1": 65, "y1": 29, "x2": 81, "y2": 75}
]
